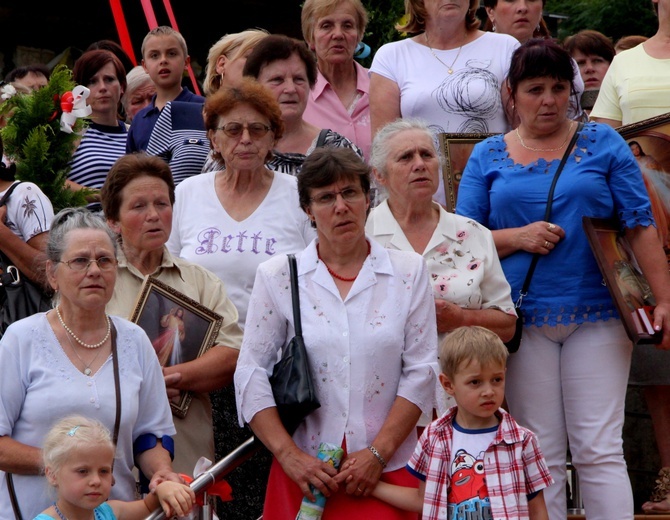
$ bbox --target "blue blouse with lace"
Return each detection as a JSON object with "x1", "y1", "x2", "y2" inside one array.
[{"x1": 456, "y1": 122, "x2": 654, "y2": 327}]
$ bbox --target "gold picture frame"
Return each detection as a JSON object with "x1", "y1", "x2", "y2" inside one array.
[
  {"x1": 617, "y1": 112, "x2": 670, "y2": 264},
  {"x1": 582, "y1": 217, "x2": 660, "y2": 345},
  {"x1": 439, "y1": 132, "x2": 495, "y2": 213},
  {"x1": 130, "y1": 277, "x2": 223, "y2": 418}
]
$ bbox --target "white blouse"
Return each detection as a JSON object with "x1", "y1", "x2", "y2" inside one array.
[{"x1": 234, "y1": 237, "x2": 438, "y2": 471}]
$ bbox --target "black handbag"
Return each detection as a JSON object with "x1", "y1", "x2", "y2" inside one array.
[
  {"x1": 504, "y1": 122, "x2": 584, "y2": 353},
  {"x1": 269, "y1": 254, "x2": 320, "y2": 435},
  {"x1": 0, "y1": 182, "x2": 53, "y2": 338}
]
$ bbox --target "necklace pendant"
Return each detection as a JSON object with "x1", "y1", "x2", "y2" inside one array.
[
  {"x1": 84, "y1": 368, "x2": 92, "y2": 376},
  {"x1": 448, "y1": 68, "x2": 453, "y2": 74}
]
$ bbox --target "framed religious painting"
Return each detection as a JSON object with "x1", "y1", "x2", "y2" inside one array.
[
  {"x1": 439, "y1": 132, "x2": 495, "y2": 213},
  {"x1": 617, "y1": 112, "x2": 670, "y2": 266},
  {"x1": 130, "y1": 277, "x2": 223, "y2": 418},
  {"x1": 582, "y1": 217, "x2": 660, "y2": 345}
]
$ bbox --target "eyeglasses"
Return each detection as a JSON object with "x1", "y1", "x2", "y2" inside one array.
[
  {"x1": 59, "y1": 257, "x2": 117, "y2": 272},
  {"x1": 309, "y1": 187, "x2": 366, "y2": 207},
  {"x1": 216, "y1": 122, "x2": 272, "y2": 139}
]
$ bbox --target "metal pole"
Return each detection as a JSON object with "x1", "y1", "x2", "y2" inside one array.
[{"x1": 144, "y1": 436, "x2": 262, "y2": 520}]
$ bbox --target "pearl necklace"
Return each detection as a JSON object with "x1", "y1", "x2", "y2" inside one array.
[
  {"x1": 317, "y1": 241, "x2": 371, "y2": 282},
  {"x1": 425, "y1": 33, "x2": 462, "y2": 74},
  {"x1": 56, "y1": 306, "x2": 111, "y2": 349},
  {"x1": 516, "y1": 121, "x2": 575, "y2": 152}
]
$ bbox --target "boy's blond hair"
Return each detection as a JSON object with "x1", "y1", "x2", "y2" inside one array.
[
  {"x1": 141, "y1": 26, "x2": 188, "y2": 59},
  {"x1": 439, "y1": 326, "x2": 508, "y2": 379}
]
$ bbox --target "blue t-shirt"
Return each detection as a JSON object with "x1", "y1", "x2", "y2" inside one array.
[
  {"x1": 34, "y1": 502, "x2": 116, "y2": 520},
  {"x1": 456, "y1": 122, "x2": 654, "y2": 326},
  {"x1": 126, "y1": 87, "x2": 205, "y2": 153}
]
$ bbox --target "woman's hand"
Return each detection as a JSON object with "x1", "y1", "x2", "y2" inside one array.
[
  {"x1": 276, "y1": 443, "x2": 339, "y2": 502},
  {"x1": 651, "y1": 302, "x2": 670, "y2": 351},
  {"x1": 496, "y1": 221, "x2": 565, "y2": 257},
  {"x1": 435, "y1": 299, "x2": 465, "y2": 333},
  {"x1": 335, "y1": 448, "x2": 384, "y2": 498},
  {"x1": 148, "y1": 468, "x2": 185, "y2": 492}
]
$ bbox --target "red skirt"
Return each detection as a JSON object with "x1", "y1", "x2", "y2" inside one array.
[{"x1": 262, "y1": 456, "x2": 419, "y2": 520}]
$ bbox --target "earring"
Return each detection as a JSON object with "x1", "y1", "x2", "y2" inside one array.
[
  {"x1": 536, "y1": 24, "x2": 541, "y2": 32},
  {"x1": 492, "y1": 23, "x2": 496, "y2": 32}
]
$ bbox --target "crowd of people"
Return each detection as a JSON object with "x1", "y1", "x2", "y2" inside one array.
[{"x1": 1, "y1": 0, "x2": 670, "y2": 519}]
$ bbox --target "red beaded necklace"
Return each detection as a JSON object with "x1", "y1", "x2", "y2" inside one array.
[{"x1": 317, "y1": 241, "x2": 371, "y2": 282}]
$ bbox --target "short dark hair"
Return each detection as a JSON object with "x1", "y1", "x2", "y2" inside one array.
[
  {"x1": 203, "y1": 78, "x2": 284, "y2": 164},
  {"x1": 100, "y1": 153, "x2": 175, "y2": 223},
  {"x1": 242, "y1": 34, "x2": 317, "y2": 89},
  {"x1": 563, "y1": 30, "x2": 615, "y2": 64},
  {"x1": 86, "y1": 40, "x2": 135, "y2": 74},
  {"x1": 4, "y1": 64, "x2": 50, "y2": 83},
  {"x1": 297, "y1": 147, "x2": 370, "y2": 223},
  {"x1": 73, "y1": 50, "x2": 127, "y2": 94},
  {"x1": 507, "y1": 38, "x2": 575, "y2": 100}
]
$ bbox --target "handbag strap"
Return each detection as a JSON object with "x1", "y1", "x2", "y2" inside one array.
[
  {"x1": 516, "y1": 122, "x2": 584, "y2": 306},
  {"x1": 6, "y1": 473, "x2": 22, "y2": 520},
  {"x1": 287, "y1": 254, "x2": 302, "y2": 337},
  {"x1": 110, "y1": 320, "x2": 122, "y2": 448},
  {"x1": 0, "y1": 181, "x2": 22, "y2": 208}
]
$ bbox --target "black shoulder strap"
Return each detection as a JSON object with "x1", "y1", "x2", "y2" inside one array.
[
  {"x1": 0, "y1": 181, "x2": 23, "y2": 207},
  {"x1": 316, "y1": 129, "x2": 330, "y2": 148},
  {"x1": 288, "y1": 254, "x2": 302, "y2": 337}
]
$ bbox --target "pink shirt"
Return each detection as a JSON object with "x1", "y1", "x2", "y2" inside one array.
[{"x1": 303, "y1": 61, "x2": 371, "y2": 160}]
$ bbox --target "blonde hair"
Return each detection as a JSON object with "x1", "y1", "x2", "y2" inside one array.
[
  {"x1": 141, "y1": 26, "x2": 188, "y2": 59},
  {"x1": 42, "y1": 415, "x2": 114, "y2": 478},
  {"x1": 397, "y1": 0, "x2": 480, "y2": 35},
  {"x1": 301, "y1": 0, "x2": 369, "y2": 46},
  {"x1": 439, "y1": 326, "x2": 508, "y2": 379},
  {"x1": 203, "y1": 29, "x2": 269, "y2": 96}
]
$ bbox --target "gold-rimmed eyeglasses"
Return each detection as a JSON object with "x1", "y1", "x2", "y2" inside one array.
[
  {"x1": 58, "y1": 257, "x2": 118, "y2": 272},
  {"x1": 216, "y1": 122, "x2": 272, "y2": 139}
]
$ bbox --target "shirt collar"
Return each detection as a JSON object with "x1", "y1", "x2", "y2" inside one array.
[
  {"x1": 310, "y1": 61, "x2": 370, "y2": 100},
  {"x1": 116, "y1": 244, "x2": 184, "y2": 281}
]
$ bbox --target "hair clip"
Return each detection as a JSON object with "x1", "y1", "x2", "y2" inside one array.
[{"x1": 67, "y1": 426, "x2": 81, "y2": 436}]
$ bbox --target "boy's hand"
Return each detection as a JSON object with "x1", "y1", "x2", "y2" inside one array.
[
  {"x1": 334, "y1": 449, "x2": 383, "y2": 497},
  {"x1": 155, "y1": 481, "x2": 196, "y2": 517}
]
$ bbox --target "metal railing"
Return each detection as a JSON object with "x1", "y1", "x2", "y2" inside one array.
[{"x1": 145, "y1": 436, "x2": 261, "y2": 520}]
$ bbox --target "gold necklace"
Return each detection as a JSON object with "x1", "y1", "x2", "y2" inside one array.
[
  {"x1": 515, "y1": 121, "x2": 575, "y2": 152},
  {"x1": 424, "y1": 33, "x2": 462, "y2": 74},
  {"x1": 56, "y1": 306, "x2": 111, "y2": 349}
]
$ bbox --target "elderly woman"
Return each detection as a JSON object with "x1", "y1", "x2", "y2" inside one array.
[
  {"x1": 100, "y1": 153, "x2": 243, "y2": 477},
  {"x1": 68, "y1": 50, "x2": 128, "y2": 198},
  {"x1": 301, "y1": 0, "x2": 372, "y2": 159},
  {"x1": 456, "y1": 39, "x2": 670, "y2": 520},
  {"x1": 235, "y1": 146, "x2": 438, "y2": 520},
  {"x1": 366, "y1": 118, "x2": 516, "y2": 344},
  {"x1": 0, "y1": 207, "x2": 178, "y2": 519},
  {"x1": 243, "y1": 34, "x2": 363, "y2": 178},
  {"x1": 121, "y1": 65, "x2": 156, "y2": 124}
]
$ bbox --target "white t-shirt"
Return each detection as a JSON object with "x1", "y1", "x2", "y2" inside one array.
[
  {"x1": 167, "y1": 171, "x2": 316, "y2": 329},
  {"x1": 370, "y1": 32, "x2": 520, "y2": 134},
  {"x1": 0, "y1": 181, "x2": 53, "y2": 241}
]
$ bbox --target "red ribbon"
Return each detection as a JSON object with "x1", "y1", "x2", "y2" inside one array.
[
  {"x1": 179, "y1": 474, "x2": 233, "y2": 504},
  {"x1": 107, "y1": 0, "x2": 138, "y2": 66}
]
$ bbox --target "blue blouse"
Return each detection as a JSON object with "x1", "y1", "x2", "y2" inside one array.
[{"x1": 456, "y1": 122, "x2": 654, "y2": 326}]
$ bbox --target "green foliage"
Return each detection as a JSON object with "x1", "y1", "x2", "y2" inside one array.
[
  {"x1": 0, "y1": 64, "x2": 92, "y2": 212},
  {"x1": 545, "y1": 0, "x2": 658, "y2": 42},
  {"x1": 360, "y1": 0, "x2": 407, "y2": 67}
]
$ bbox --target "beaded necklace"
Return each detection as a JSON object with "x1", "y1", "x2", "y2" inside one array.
[
  {"x1": 317, "y1": 241, "x2": 371, "y2": 282},
  {"x1": 56, "y1": 306, "x2": 110, "y2": 349}
]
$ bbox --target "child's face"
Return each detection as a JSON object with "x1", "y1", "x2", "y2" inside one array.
[
  {"x1": 439, "y1": 359, "x2": 505, "y2": 429},
  {"x1": 142, "y1": 35, "x2": 188, "y2": 90},
  {"x1": 47, "y1": 444, "x2": 114, "y2": 513}
]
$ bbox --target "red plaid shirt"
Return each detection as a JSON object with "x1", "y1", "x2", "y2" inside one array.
[{"x1": 408, "y1": 407, "x2": 553, "y2": 520}]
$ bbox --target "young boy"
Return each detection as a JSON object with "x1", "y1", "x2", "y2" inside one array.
[
  {"x1": 126, "y1": 26, "x2": 204, "y2": 153},
  {"x1": 370, "y1": 326, "x2": 553, "y2": 520}
]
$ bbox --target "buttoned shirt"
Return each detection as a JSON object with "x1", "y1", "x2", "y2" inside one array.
[
  {"x1": 235, "y1": 237, "x2": 438, "y2": 469},
  {"x1": 303, "y1": 61, "x2": 371, "y2": 160},
  {"x1": 408, "y1": 407, "x2": 554, "y2": 520}
]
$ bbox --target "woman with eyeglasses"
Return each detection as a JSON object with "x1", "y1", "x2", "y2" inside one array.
[
  {"x1": 235, "y1": 146, "x2": 438, "y2": 520},
  {"x1": 166, "y1": 78, "x2": 315, "y2": 516},
  {"x1": 0, "y1": 207, "x2": 179, "y2": 519}
]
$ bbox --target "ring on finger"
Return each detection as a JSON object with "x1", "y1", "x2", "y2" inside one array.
[
  {"x1": 357, "y1": 486, "x2": 364, "y2": 492},
  {"x1": 544, "y1": 240, "x2": 551, "y2": 249},
  {"x1": 548, "y1": 223, "x2": 556, "y2": 231}
]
